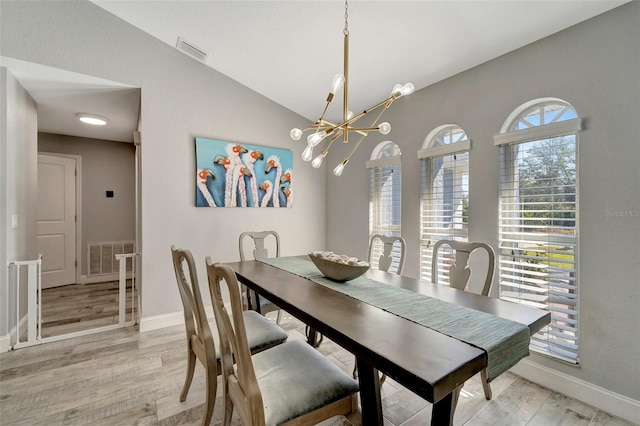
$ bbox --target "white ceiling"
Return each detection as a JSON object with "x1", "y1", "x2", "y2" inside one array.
[{"x1": 4, "y1": 1, "x2": 629, "y2": 142}]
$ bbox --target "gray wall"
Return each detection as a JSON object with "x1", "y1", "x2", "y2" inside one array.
[
  {"x1": 0, "y1": 68, "x2": 38, "y2": 338},
  {"x1": 327, "y1": 2, "x2": 640, "y2": 401},
  {"x1": 39, "y1": 133, "x2": 136, "y2": 277},
  {"x1": 0, "y1": 1, "x2": 324, "y2": 325}
]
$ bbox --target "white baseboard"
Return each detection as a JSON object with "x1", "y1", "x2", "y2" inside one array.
[
  {"x1": 510, "y1": 359, "x2": 640, "y2": 425},
  {"x1": 139, "y1": 306, "x2": 215, "y2": 333},
  {"x1": 79, "y1": 273, "x2": 133, "y2": 285},
  {"x1": 0, "y1": 332, "x2": 11, "y2": 353},
  {"x1": 0, "y1": 313, "x2": 28, "y2": 353}
]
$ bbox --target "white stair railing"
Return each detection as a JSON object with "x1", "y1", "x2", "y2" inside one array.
[{"x1": 7, "y1": 256, "x2": 42, "y2": 349}]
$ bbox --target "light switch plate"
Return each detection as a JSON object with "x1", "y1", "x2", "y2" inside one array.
[{"x1": 11, "y1": 214, "x2": 18, "y2": 229}]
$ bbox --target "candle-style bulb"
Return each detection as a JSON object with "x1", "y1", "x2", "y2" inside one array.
[
  {"x1": 378, "y1": 122, "x2": 391, "y2": 135},
  {"x1": 333, "y1": 159, "x2": 348, "y2": 176},
  {"x1": 330, "y1": 73, "x2": 345, "y2": 94},
  {"x1": 400, "y1": 83, "x2": 415, "y2": 96},
  {"x1": 290, "y1": 128, "x2": 303, "y2": 140},
  {"x1": 302, "y1": 145, "x2": 314, "y2": 162},
  {"x1": 307, "y1": 132, "x2": 325, "y2": 147},
  {"x1": 311, "y1": 153, "x2": 325, "y2": 169}
]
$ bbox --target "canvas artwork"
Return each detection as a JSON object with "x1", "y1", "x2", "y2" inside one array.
[{"x1": 195, "y1": 137, "x2": 293, "y2": 208}]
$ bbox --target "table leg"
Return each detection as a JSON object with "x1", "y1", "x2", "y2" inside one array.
[
  {"x1": 431, "y1": 385, "x2": 462, "y2": 426},
  {"x1": 305, "y1": 326, "x2": 323, "y2": 348},
  {"x1": 356, "y1": 357, "x2": 383, "y2": 426}
]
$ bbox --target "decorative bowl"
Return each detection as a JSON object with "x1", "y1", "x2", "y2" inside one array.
[{"x1": 308, "y1": 251, "x2": 370, "y2": 282}]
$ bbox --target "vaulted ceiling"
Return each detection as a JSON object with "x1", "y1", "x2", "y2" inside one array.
[{"x1": 3, "y1": 1, "x2": 629, "y2": 143}]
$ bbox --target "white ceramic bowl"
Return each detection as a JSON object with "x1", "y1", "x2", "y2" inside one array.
[{"x1": 308, "y1": 252, "x2": 370, "y2": 282}]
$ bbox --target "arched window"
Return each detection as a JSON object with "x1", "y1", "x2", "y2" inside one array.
[
  {"x1": 495, "y1": 98, "x2": 581, "y2": 364},
  {"x1": 367, "y1": 141, "x2": 402, "y2": 270},
  {"x1": 418, "y1": 125, "x2": 470, "y2": 282}
]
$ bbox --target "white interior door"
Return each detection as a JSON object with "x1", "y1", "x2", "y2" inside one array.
[{"x1": 37, "y1": 154, "x2": 77, "y2": 289}]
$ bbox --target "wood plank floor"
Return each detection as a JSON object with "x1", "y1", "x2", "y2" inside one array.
[
  {"x1": 39, "y1": 281, "x2": 136, "y2": 338},
  {"x1": 1, "y1": 305, "x2": 635, "y2": 425}
]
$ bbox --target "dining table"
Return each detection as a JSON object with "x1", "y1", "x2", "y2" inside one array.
[{"x1": 225, "y1": 256, "x2": 550, "y2": 426}]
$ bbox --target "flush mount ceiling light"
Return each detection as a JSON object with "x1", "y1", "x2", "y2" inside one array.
[
  {"x1": 290, "y1": 0, "x2": 414, "y2": 176},
  {"x1": 76, "y1": 113, "x2": 108, "y2": 126}
]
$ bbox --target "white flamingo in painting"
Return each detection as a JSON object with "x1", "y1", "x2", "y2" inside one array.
[
  {"x1": 259, "y1": 181, "x2": 273, "y2": 207},
  {"x1": 280, "y1": 168, "x2": 292, "y2": 206},
  {"x1": 236, "y1": 166, "x2": 252, "y2": 207},
  {"x1": 226, "y1": 144, "x2": 248, "y2": 207},
  {"x1": 281, "y1": 186, "x2": 292, "y2": 208},
  {"x1": 242, "y1": 149, "x2": 264, "y2": 207},
  {"x1": 214, "y1": 155, "x2": 233, "y2": 207},
  {"x1": 196, "y1": 168, "x2": 216, "y2": 207},
  {"x1": 265, "y1": 155, "x2": 282, "y2": 207}
]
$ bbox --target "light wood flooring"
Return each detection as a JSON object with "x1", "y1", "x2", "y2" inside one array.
[
  {"x1": 1, "y1": 304, "x2": 635, "y2": 425},
  {"x1": 39, "y1": 281, "x2": 136, "y2": 338}
]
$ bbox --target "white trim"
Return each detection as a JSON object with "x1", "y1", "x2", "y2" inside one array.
[
  {"x1": 510, "y1": 359, "x2": 640, "y2": 424},
  {"x1": 494, "y1": 118, "x2": 582, "y2": 146},
  {"x1": 139, "y1": 306, "x2": 216, "y2": 333},
  {"x1": 0, "y1": 333, "x2": 10, "y2": 353},
  {"x1": 417, "y1": 140, "x2": 471, "y2": 159},
  {"x1": 365, "y1": 155, "x2": 401, "y2": 169}
]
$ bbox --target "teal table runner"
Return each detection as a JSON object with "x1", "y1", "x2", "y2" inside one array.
[{"x1": 258, "y1": 256, "x2": 530, "y2": 380}]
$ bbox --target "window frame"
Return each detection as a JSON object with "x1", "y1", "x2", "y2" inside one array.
[
  {"x1": 418, "y1": 125, "x2": 471, "y2": 282},
  {"x1": 495, "y1": 100, "x2": 582, "y2": 364},
  {"x1": 367, "y1": 142, "x2": 402, "y2": 270}
]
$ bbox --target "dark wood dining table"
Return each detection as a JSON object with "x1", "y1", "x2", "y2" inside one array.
[{"x1": 225, "y1": 257, "x2": 550, "y2": 426}]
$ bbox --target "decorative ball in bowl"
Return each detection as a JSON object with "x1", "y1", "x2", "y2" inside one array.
[{"x1": 308, "y1": 251, "x2": 370, "y2": 282}]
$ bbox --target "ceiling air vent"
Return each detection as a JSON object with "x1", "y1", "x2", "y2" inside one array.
[{"x1": 176, "y1": 37, "x2": 208, "y2": 63}]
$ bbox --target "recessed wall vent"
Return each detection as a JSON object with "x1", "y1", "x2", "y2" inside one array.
[
  {"x1": 176, "y1": 37, "x2": 208, "y2": 63},
  {"x1": 88, "y1": 241, "x2": 135, "y2": 276}
]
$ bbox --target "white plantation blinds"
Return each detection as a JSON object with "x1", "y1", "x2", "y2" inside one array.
[
  {"x1": 419, "y1": 126, "x2": 470, "y2": 282},
  {"x1": 367, "y1": 143, "x2": 402, "y2": 270},
  {"x1": 496, "y1": 101, "x2": 581, "y2": 363}
]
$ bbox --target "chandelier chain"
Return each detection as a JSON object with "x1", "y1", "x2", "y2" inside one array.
[{"x1": 343, "y1": 0, "x2": 349, "y2": 36}]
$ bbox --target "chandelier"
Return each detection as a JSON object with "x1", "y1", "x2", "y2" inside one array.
[{"x1": 290, "y1": 0, "x2": 414, "y2": 176}]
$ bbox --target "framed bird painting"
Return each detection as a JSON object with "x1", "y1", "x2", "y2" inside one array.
[{"x1": 195, "y1": 137, "x2": 293, "y2": 208}]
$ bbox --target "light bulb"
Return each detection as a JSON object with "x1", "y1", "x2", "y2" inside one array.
[
  {"x1": 333, "y1": 159, "x2": 348, "y2": 176},
  {"x1": 311, "y1": 153, "x2": 326, "y2": 169},
  {"x1": 307, "y1": 132, "x2": 325, "y2": 147},
  {"x1": 330, "y1": 74, "x2": 345, "y2": 94},
  {"x1": 378, "y1": 122, "x2": 391, "y2": 135},
  {"x1": 391, "y1": 84, "x2": 403, "y2": 96},
  {"x1": 302, "y1": 145, "x2": 314, "y2": 162},
  {"x1": 290, "y1": 128, "x2": 302, "y2": 140},
  {"x1": 347, "y1": 111, "x2": 353, "y2": 120},
  {"x1": 400, "y1": 83, "x2": 415, "y2": 96}
]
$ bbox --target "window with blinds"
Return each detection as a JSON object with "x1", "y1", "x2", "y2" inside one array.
[
  {"x1": 418, "y1": 126, "x2": 470, "y2": 282},
  {"x1": 495, "y1": 100, "x2": 581, "y2": 364},
  {"x1": 367, "y1": 142, "x2": 402, "y2": 270}
]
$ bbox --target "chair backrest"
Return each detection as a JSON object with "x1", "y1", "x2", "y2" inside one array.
[
  {"x1": 239, "y1": 230, "x2": 280, "y2": 261},
  {"x1": 368, "y1": 234, "x2": 406, "y2": 275},
  {"x1": 170, "y1": 245, "x2": 217, "y2": 364},
  {"x1": 205, "y1": 258, "x2": 265, "y2": 425},
  {"x1": 430, "y1": 240, "x2": 495, "y2": 296}
]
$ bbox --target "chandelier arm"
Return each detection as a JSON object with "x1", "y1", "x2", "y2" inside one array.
[
  {"x1": 314, "y1": 100, "x2": 334, "y2": 134},
  {"x1": 334, "y1": 93, "x2": 397, "y2": 132},
  {"x1": 344, "y1": 104, "x2": 387, "y2": 162}
]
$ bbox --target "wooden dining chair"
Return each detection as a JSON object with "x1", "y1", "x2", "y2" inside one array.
[
  {"x1": 431, "y1": 239, "x2": 496, "y2": 399},
  {"x1": 368, "y1": 233, "x2": 407, "y2": 275},
  {"x1": 205, "y1": 258, "x2": 360, "y2": 426},
  {"x1": 170, "y1": 246, "x2": 289, "y2": 425},
  {"x1": 239, "y1": 231, "x2": 283, "y2": 323}
]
